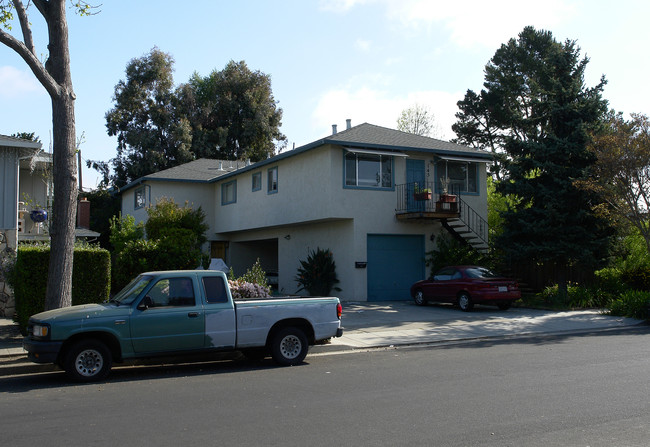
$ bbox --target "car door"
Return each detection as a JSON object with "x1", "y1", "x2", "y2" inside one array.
[
  {"x1": 426, "y1": 267, "x2": 459, "y2": 302},
  {"x1": 201, "y1": 275, "x2": 236, "y2": 349},
  {"x1": 130, "y1": 276, "x2": 205, "y2": 354}
]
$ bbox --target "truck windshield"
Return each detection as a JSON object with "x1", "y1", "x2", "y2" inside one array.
[{"x1": 111, "y1": 275, "x2": 153, "y2": 305}]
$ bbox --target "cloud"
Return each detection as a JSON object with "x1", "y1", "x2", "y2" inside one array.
[
  {"x1": 321, "y1": 0, "x2": 579, "y2": 49},
  {"x1": 312, "y1": 84, "x2": 462, "y2": 140},
  {"x1": 355, "y1": 38, "x2": 372, "y2": 51},
  {"x1": 0, "y1": 66, "x2": 42, "y2": 98}
]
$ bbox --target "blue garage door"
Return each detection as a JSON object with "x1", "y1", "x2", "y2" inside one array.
[{"x1": 367, "y1": 234, "x2": 425, "y2": 301}]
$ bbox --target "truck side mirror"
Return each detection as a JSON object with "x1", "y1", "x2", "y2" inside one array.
[{"x1": 138, "y1": 296, "x2": 154, "y2": 311}]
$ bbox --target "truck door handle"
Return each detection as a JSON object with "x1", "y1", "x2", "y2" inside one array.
[{"x1": 188, "y1": 312, "x2": 199, "y2": 318}]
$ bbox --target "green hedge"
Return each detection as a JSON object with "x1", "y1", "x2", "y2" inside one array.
[{"x1": 11, "y1": 244, "x2": 110, "y2": 333}]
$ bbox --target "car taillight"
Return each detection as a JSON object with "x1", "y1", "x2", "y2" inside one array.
[{"x1": 336, "y1": 303, "x2": 342, "y2": 320}]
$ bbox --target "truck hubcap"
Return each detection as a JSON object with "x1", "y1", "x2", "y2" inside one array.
[
  {"x1": 75, "y1": 349, "x2": 103, "y2": 377},
  {"x1": 280, "y1": 335, "x2": 301, "y2": 359}
]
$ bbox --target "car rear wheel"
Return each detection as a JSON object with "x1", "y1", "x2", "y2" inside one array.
[
  {"x1": 413, "y1": 290, "x2": 426, "y2": 306},
  {"x1": 64, "y1": 339, "x2": 112, "y2": 382},
  {"x1": 458, "y1": 293, "x2": 474, "y2": 312},
  {"x1": 497, "y1": 301, "x2": 512, "y2": 311},
  {"x1": 271, "y1": 327, "x2": 308, "y2": 366}
]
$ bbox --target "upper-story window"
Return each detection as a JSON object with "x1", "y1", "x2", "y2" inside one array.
[
  {"x1": 436, "y1": 159, "x2": 478, "y2": 194},
  {"x1": 345, "y1": 151, "x2": 392, "y2": 188},
  {"x1": 221, "y1": 180, "x2": 237, "y2": 205},
  {"x1": 252, "y1": 172, "x2": 262, "y2": 191},
  {"x1": 134, "y1": 186, "x2": 146, "y2": 209},
  {"x1": 268, "y1": 167, "x2": 278, "y2": 194}
]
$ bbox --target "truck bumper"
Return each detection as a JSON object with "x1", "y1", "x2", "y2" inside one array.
[
  {"x1": 336, "y1": 328, "x2": 343, "y2": 338},
  {"x1": 23, "y1": 338, "x2": 63, "y2": 364}
]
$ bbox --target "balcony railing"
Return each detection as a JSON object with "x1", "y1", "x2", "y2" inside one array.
[{"x1": 395, "y1": 182, "x2": 461, "y2": 215}]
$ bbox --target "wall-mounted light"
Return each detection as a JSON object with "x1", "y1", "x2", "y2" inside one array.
[
  {"x1": 284, "y1": 235, "x2": 291, "y2": 240},
  {"x1": 430, "y1": 234, "x2": 436, "y2": 243}
]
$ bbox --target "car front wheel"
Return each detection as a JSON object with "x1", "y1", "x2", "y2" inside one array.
[
  {"x1": 413, "y1": 290, "x2": 426, "y2": 306},
  {"x1": 458, "y1": 293, "x2": 474, "y2": 312},
  {"x1": 64, "y1": 339, "x2": 112, "y2": 382}
]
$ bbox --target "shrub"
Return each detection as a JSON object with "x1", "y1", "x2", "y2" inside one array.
[
  {"x1": 227, "y1": 259, "x2": 271, "y2": 298},
  {"x1": 295, "y1": 247, "x2": 341, "y2": 296},
  {"x1": 608, "y1": 290, "x2": 650, "y2": 320},
  {"x1": 11, "y1": 243, "x2": 110, "y2": 333},
  {"x1": 540, "y1": 283, "x2": 610, "y2": 309},
  {"x1": 426, "y1": 233, "x2": 489, "y2": 276},
  {"x1": 228, "y1": 280, "x2": 271, "y2": 299}
]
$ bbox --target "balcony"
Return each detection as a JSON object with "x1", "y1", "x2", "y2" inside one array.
[{"x1": 395, "y1": 182, "x2": 460, "y2": 220}]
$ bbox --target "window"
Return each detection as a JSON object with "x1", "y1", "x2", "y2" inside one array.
[
  {"x1": 345, "y1": 152, "x2": 392, "y2": 188},
  {"x1": 203, "y1": 276, "x2": 228, "y2": 303},
  {"x1": 221, "y1": 180, "x2": 237, "y2": 205},
  {"x1": 268, "y1": 167, "x2": 278, "y2": 193},
  {"x1": 252, "y1": 172, "x2": 262, "y2": 191},
  {"x1": 145, "y1": 277, "x2": 195, "y2": 307},
  {"x1": 134, "y1": 186, "x2": 146, "y2": 209},
  {"x1": 436, "y1": 160, "x2": 478, "y2": 194}
]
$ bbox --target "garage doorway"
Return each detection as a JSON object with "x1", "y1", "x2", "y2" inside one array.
[{"x1": 367, "y1": 234, "x2": 425, "y2": 301}]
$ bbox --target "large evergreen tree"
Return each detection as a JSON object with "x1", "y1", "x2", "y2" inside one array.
[
  {"x1": 454, "y1": 26, "x2": 614, "y2": 293},
  {"x1": 177, "y1": 60, "x2": 286, "y2": 161},
  {"x1": 105, "y1": 48, "x2": 193, "y2": 187}
]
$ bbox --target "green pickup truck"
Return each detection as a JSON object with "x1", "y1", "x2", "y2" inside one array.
[{"x1": 23, "y1": 270, "x2": 343, "y2": 382}]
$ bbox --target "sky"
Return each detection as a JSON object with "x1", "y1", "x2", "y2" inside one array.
[{"x1": 1, "y1": 0, "x2": 648, "y2": 190}]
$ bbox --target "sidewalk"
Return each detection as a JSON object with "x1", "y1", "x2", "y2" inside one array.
[{"x1": 1, "y1": 302, "x2": 645, "y2": 375}]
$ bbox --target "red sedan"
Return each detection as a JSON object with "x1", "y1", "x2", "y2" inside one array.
[{"x1": 410, "y1": 266, "x2": 521, "y2": 311}]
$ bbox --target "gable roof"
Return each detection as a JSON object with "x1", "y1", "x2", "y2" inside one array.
[{"x1": 120, "y1": 123, "x2": 490, "y2": 192}]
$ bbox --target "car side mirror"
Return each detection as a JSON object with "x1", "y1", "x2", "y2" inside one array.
[{"x1": 138, "y1": 295, "x2": 154, "y2": 311}]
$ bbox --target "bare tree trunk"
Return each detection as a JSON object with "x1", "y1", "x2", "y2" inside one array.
[{"x1": 41, "y1": 0, "x2": 77, "y2": 310}]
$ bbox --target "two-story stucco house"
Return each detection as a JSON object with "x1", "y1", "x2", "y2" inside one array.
[{"x1": 120, "y1": 122, "x2": 491, "y2": 301}]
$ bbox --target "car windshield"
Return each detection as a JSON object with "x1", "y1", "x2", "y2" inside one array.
[
  {"x1": 464, "y1": 267, "x2": 499, "y2": 279},
  {"x1": 110, "y1": 275, "x2": 153, "y2": 305}
]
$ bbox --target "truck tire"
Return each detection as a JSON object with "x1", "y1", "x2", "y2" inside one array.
[
  {"x1": 64, "y1": 339, "x2": 112, "y2": 382},
  {"x1": 271, "y1": 327, "x2": 308, "y2": 366}
]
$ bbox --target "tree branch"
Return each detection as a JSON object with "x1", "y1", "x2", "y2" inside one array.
[{"x1": 0, "y1": 3, "x2": 61, "y2": 98}]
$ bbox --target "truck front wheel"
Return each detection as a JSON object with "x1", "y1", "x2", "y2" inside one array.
[
  {"x1": 271, "y1": 327, "x2": 308, "y2": 366},
  {"x1": 64, "y1": 339, "x2": 112, "y2": 382}
]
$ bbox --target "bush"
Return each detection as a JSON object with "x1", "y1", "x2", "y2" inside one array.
[
  {"x1": 540, "y1": 283, "x2": 611, "y2": 309},
  {"x1": 608, "y1": 290, "x2": 650, "y2": 320},
  {"x1": 227, "y1": 259, "x2": 271, "y2": 299},
  {"x1": 295, "y1": 247, "x2": 341, "y2": 296},
  {"x1": 11, "y1": 243, "x2": 110, "y2": 333},
  {"x1": 426, "y1": 233, "x2": 489, "y2": 276}
]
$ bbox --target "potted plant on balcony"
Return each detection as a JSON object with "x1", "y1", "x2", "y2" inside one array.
[
  {"x1": 438, "y1": 177, "x2": 457, "y2": 203},
  {"x1": 413, "y1": 184, "x2": 432, "y2": 201}
]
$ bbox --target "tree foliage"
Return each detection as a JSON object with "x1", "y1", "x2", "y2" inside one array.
[
  {"x1": 110, "y1": 198, "x2": 209, "y2": 290},
  {"x1": 178, "y1": 60, "x2": 286, "y2": 162},
  {"x1": 582, "y1": 112, "x2": 650, "y2": 253},
  {"x1": 454, "y1": 26, "x2": 614, "y2": 294},
  {"x1": 397, "y1": 103, "x2": 440, "y2": 137},
  {"x1": 0, "y1": 0, "x2": 95, "y2": 310},
  {"x1": 104, "y1": 48, "x2": 193, "y2": 187},
  {"x1": 100, "y1": 51, "x2": 286, "y2": 187}
]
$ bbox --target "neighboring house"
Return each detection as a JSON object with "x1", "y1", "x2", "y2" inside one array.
[
  {"x1": 0, "y1": 134, "x2": 98, "y2": 317},
  {"x1": 120, "y1": 122, "x2": 491, "y2": 301}
]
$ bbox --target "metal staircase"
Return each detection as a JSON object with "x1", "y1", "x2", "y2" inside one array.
[{"x1": 441, "y1": 194, "x2": 489, "y2": 252}]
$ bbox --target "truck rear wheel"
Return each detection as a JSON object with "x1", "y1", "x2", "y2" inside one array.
[
  {"x1": 64, "y1": 339, "x2": 112, "y2": 382},
  {"x1": 271, "y1": 327, "x2": 308, "y2": 366}
]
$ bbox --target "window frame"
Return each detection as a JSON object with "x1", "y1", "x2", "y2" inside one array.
[
  {"x1": 435, "y1": 159, "x2": 479, "y2": 195},
  {"x1": 134, "y1": 186, "x2": 146, "y2": 209},
  {"x1": 267, "y1": 166, "x2": 278, "y2": 194},
  {"x1": 252, "y1": 172, "x2": 262, "y2": 192},
  {"x1": 343, "y1": 151, "x2": 394, "y2": 190},
  {"x1": 221, "y1": 180, "x2": 237, "y2": 205}
]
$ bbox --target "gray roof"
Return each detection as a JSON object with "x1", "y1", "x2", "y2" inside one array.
[
  {"x1": 120, "y1": 123, "x2": 489, "y2": 192},
  {"x1": 145, "y1": 158, "x2": 249, "y2": 182},
  {"x1": 0, "y1": 134, "x2": 42, "y2": 150},
  {"x1": 323, "y1": 123, "x2": 484, "y2": 155}
]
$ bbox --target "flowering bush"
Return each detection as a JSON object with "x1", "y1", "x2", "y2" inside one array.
[{"x1": 228, "y1": 279, "x2": 271, "y2": 299}]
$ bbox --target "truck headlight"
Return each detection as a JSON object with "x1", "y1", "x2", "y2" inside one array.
[{"x1": 32, "y1": 324, "x2": 50, "y2": 339}]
